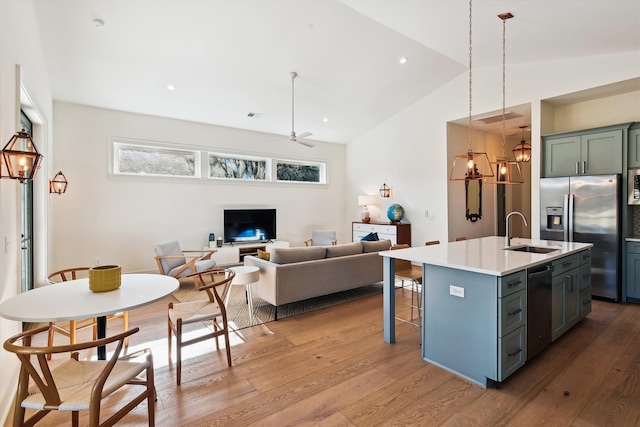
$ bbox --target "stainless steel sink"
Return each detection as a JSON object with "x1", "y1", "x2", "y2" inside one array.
[{"x1": 504, "y1": 245, "x2": 558, "y2": 254}]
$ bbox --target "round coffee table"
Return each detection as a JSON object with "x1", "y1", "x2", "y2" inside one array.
[{"x1": 228, "y1": 266, "x2": 260, "y2": 323}]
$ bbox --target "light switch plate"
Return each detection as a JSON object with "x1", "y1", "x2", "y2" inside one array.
[{"x1": 450, "y1": 285, "x2": 465, "y2": 298}]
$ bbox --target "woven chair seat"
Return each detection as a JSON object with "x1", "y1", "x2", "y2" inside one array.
[
  {"x1": 169, "y1": 300, "x2": 223, "y2": 326},
  {"x1": 24, "y1": 358, "x2": 150, "y2": 411}
]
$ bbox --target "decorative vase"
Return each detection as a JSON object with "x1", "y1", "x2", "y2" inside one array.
[{"x1": 89, "y1": 265, "x2": 121, "y2": 292}]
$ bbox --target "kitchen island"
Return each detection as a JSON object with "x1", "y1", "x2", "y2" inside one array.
[{"x1": 380, "y1": 236, "x2": 593, "y2": 387}]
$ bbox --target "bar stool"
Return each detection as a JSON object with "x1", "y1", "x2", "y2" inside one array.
[{"x1": 228, "y1": 266, "x2": 260, "y2": 324}]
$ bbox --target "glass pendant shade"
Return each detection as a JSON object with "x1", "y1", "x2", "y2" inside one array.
[
  {"x1": 486, "y1": 157, "x2": 524, "y2": 184},
  {"x1": 1, "y1": 129, "x2": 43, "y2": 182},
  {"x1": 49, "y1": 171, "x2": 68, "y2": 194},
  {"x1": 449, "y1": 149, "x2": 494, "y2": 181},
  {"x1": 512, "y1": 142, "x2": 531, "y2": 162}
]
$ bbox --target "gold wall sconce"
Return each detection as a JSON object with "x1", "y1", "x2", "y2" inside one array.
[
  {"x1": 1, "y1": 129, "x2": 43, "y2": 182},
  {"x1": 379, "y1": 183, "x2": 390, "y2": 198},
  {"x1": 49, "y1": 171, "x2": 68, "y2": 195}
]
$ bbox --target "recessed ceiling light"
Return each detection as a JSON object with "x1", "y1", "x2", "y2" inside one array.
[
  {"x1": 92, "y1": 19, "x2": 105, "y2": 29},
  {"x1": 247, "y1": 112, "x2": 262, "y2": 118},
  {"x1": 167, "y1": 85, "x2": 176, "y2": 91},
  {"x1": 322, "y1": 117, "x2": 329, "y2": 123},
  {"x1": 399, "y1": 57, "x2": 408, "y2": 64}
]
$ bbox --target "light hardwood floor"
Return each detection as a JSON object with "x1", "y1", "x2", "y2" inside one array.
[{"x1": 4, "y1": 287, "x2": 640, "y2": 427}]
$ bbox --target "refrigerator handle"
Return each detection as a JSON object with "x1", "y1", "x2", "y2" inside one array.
[
  {"x1": 563, "y1": 194, "x2": 569, "y2": 242},
  {"x1": 568, "y1": 193, "x2": 574, "y2": 242}
]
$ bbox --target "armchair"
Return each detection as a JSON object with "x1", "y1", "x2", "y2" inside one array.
[
  {"x1": 304, "y1": 230, "x2": 337, "y2": 246},
  {"x1": 154, "y1": 241, "x2": 216, "y2": 279}
]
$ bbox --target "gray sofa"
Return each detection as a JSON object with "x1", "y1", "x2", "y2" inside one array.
[{"x1": 243, "y1": 239, "x2": 392, "y2": 319}]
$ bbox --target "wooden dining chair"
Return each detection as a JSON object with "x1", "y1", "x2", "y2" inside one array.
[
  {"x1": 168, "y1": 267, "x2": 236, "y2": 385},
  {"x1": 47, "y1": 267, "x2": 129, "y2": 357},
  {"x1": 390, "y1": 244, "x2": 423, "y2": 326},
  {"x1": 3, "y1": 325, "x2": 155, "y2": 427}
]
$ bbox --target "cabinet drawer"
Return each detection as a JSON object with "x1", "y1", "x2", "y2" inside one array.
[
  {"x1": 498, "y1": 325, "x2": 525, "y2": 381},
  {"x1": 627, "y1": 242, "x2": 640, "y2": 254},
  {"x1": 552, "y1": 254, "x2": 580, "y2": 277},
  {"x1": 579, "y1": 249, "x2": 592, "y2": 265},
  {"x1": 499, "y1": 290, "x2": 525, "y2": 337},
  {"x1": 580, "y1": 288, "x2": 592, "y2": 318},
  {"x1": 580, "y1": 264, "x2": 591, "y2": 290},
  {"x1": 353, "y1": 223, "x2": 396, "y2": 234},
  {"x1": 498, "y1": 270, "x2": 526, "y2": 298}
]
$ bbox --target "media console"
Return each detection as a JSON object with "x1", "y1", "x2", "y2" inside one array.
[{"x1": 207, "y1": 241, "x2": 289, "y2": 266}]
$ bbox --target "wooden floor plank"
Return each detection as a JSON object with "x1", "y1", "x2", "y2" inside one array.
[{"x1": 4, "y1": 292, "x2": 640, "y2": 427}]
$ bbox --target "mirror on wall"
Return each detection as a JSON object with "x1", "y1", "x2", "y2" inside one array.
[{"x1": 465, "y1": 177, "x2": 482, "y2": 222}]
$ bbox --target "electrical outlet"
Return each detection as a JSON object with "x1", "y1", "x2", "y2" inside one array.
[
  {"x1": 95, "y1": 258, "x2": 100, "y2": 266},
  {"x1": 450, "y1": 285, "x2": 465, "y2": 298}
]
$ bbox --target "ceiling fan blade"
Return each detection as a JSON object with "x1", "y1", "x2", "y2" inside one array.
[
  {"x1": 296, "y1": 139, "x2": 315, "y2": 148},
  {"x1": 297, "y1": 131, "x2": 312, "y2": 139}
]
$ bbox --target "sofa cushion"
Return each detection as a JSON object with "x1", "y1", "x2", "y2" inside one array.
[
  {"x1": 326, "y1": 242, "x2": 363, "y2": 258},
  {"x1": 360, "y1": 232, "x2": 379, "y2": 241},
  {"x1": 270, "y1": 246, "x2": 327, "y2": 264},
  {"x1": 362, "y1": 239, "x2": 392, "y2": 253}
]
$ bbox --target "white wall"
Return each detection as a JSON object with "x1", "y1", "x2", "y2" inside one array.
[
  {"x1": 347, "y1": 51, "x2": 640, "y2": 248},
  {"x1": 0, "y1": 0, "x2": 53, "y2": 422},
  {"x1": 50, "y1": 102, "x2": 347, "y2": 273}
]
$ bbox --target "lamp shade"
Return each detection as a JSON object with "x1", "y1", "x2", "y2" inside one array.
[
  {"x1": 358, "y1": 195, "x2": 377, "y2": 206},
  {"x1": 1, "y1": 130, "x2": 43, "y2": 182}
]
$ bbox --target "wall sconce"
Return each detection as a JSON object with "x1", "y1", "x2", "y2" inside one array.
[
  {"x1": 49, "y1": 171, "x2": 68, "y2": 195},
  {"x1": 379, "y1": 183, "x2": 390, "y2": 198},
  {"x1": 358, "y1": 195, "x2": 377, "y2": 222},
  {"x1": 1, "y1": 129, "x2": 43, "y2": 182}
]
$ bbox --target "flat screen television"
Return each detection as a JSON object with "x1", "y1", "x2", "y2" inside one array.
[{"x1": 223, "y1": 209, "x2": 276, "y2": 244}]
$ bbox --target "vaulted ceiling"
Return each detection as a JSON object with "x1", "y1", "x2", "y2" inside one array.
[{"x1": 33, "y1": 0, "x2": 640, "y2": 144}]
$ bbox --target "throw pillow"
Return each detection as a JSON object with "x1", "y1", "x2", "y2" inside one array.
[
  {"x1": 257, "y1": 249, "x2": 270, "y2": 261},
  {"x1": 360, "y1": 232, "x2": 379, "y2": 241}
]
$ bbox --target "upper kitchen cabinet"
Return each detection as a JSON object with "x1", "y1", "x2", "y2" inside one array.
[
  {"x1": 628, "y1": 125, "x2": 640, "y2": 168},
  {"x1": 542, "y1": 124, "x2": 628, "y2": 177}
]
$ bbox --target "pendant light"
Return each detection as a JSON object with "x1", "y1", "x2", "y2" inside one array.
[
  {"x1": 449, "y1": 0, "x2": 494, "y2": 181},
  {"x1": 513, "y1": 125, "x2": 532, "y2": 163},
  {"x1": 486, "y1": 12, "x2": 523, "y2": 185}
]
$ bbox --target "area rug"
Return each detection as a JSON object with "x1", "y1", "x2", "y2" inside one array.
[{"x1": 172, "y1": 280, "x2": 383, "y2": 330}]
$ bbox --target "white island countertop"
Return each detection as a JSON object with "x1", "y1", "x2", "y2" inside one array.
[{"x1": 379, "y1": 236, "x2": 593, "y2": 276}]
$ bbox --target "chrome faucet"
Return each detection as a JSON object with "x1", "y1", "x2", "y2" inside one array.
[{"x1": 505, "y1": 211, "x2": 528, "y2": 246}]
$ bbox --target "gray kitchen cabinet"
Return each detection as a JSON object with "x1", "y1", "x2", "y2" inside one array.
[
  {"x1": 629, "y1": 128, "x2": 640, "y2": 168},
  {"x1": 551, "y1": 253, "x2": 582, "y2": 341},
  {"x1": 542, "y1": 128, "x2": 623, "y2": 177},
  {"x1": 627, "y1": 242, "x2": 640, "y2": 300},
  {"x1": 579, "y1": 250, "x2": 592, "y2": 318}
]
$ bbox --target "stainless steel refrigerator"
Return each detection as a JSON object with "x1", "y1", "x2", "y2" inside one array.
[{"x1": 540, "y1": 175, "x2": 621, "y2": 300}]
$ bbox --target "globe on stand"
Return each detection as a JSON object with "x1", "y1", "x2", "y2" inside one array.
[{"x1": 387, "y1": 203, "x2": 405, "y2": 224}]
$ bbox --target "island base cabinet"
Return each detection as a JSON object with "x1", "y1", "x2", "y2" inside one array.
[
  {"x1": 551, "y1": 267, "x2": 580, "y2": 342},
  {"x1": 498, "y1": 326, "x2": 526, "y2": 380},
  {"x1": 422, "y1": 266, "x2": 499, "y2": 388}
]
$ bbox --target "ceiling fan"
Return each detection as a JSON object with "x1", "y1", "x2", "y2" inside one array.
[{"x1": 288, "y1": 71, "x2": 314, "y2": 148}]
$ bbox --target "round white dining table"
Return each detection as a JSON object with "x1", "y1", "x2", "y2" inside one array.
[{"x1": 0, "y1": 273, "x2": 179, "y2": 359}]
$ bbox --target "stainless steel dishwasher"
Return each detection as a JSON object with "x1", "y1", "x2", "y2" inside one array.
[{"x1": 527, "y1": 263, "x2": 554, "y2": 360}]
